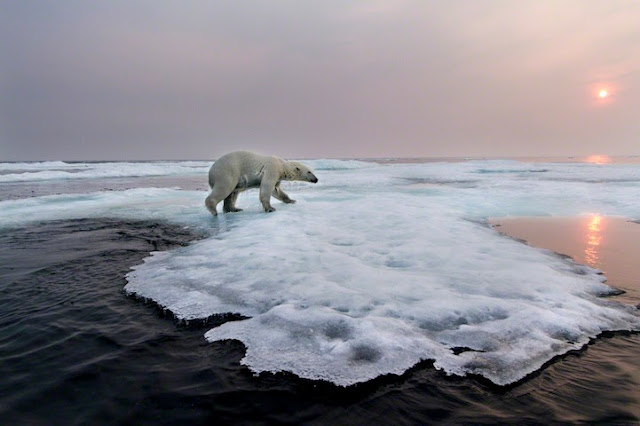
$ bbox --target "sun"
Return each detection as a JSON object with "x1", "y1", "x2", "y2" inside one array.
[{"x1": 592, "y1": 85, "x2": 613, "y2": 105}]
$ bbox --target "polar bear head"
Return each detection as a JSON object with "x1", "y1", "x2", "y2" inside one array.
[{"x1": 288, "y1": 161, "x2": 318, "y2": 183}]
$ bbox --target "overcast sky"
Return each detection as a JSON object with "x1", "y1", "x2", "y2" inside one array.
[{"x1": 1, "y1": 1, "x2": 639, "y2": 160}]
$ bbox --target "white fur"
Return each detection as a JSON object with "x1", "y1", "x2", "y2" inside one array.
[{"x1": 205, "y1": 151, "x2": 318, "y2": 215}]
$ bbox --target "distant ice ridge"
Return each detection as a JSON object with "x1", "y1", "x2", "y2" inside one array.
[
  {"x1": 0, "y1": 161, "x2": 212, "y2": 182},
  {"x1": 0, "y1": 161, "x2": 74, "y2": 171},
  {"x1": 304, "y1": 159, "x2": 374, "y2": 170},
  {"x1": 1, "y1": 159, "x2": 639, "y2": 386}
]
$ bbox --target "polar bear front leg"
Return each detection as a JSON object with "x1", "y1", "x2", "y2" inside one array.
[
  {"x1": 260, "y1": 179, "x2": 277, "y2": 212},
  {"x1": 272, "y1": 183, "x2": 296, "y2": 204}
]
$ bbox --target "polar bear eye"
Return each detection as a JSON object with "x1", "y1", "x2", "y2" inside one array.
[{"x1": 296, "y1": 167, "x2": 300, "y2": 171}]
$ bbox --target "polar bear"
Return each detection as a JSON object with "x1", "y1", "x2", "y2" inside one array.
[{"x1": 205, "y1": 151, "x2": 318, "y2": 216}]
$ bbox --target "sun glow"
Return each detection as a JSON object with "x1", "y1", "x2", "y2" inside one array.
[
  {"x1": 591, "y1": 84, "x2": 614, "y2": 106},
  {"x1": 585, "y1": 155, "x2": 612, "y2": 165}
]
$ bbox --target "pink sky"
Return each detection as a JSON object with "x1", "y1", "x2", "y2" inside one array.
[{"x1": 1, "y1": 1, "x2": 639, "y2": 160}]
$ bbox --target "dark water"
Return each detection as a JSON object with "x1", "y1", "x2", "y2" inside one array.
[{"x1": 1, "y1": 219, "x2": 638, "y2": 425}]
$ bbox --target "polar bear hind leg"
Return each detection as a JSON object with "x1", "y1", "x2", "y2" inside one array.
[
  {"x1": 223, "y1": 191, "x2": 243, "y2": 213},
  {"x1": 205, "y1": 182, "x2": 234, "y2": 216}
]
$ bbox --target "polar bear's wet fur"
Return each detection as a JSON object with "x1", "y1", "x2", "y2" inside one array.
[{"x1": 205, "y1": 151, "x2": 318, "y2": 216}]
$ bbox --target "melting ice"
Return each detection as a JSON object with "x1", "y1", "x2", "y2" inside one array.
[{"x1": 2, "y1": 159, "x2": 639, "y2": 386}]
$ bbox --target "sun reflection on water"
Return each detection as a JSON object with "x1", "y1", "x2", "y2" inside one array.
[{"x1": 585, "y1": 214, "x2": 602, "y2": 266}]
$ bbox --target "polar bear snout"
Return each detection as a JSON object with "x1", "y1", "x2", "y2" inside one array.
[{"x1": 308, "y1": 172, "x2": 318, "y2": 183}]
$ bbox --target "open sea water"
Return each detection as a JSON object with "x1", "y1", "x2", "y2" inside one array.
[{"x1": 1, "y1": 158, "x2": 639, "y2": 424}]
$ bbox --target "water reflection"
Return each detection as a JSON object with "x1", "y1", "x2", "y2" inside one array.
[{"x1": 585, "y1": 214, "x2": 602, "y2": 266}]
